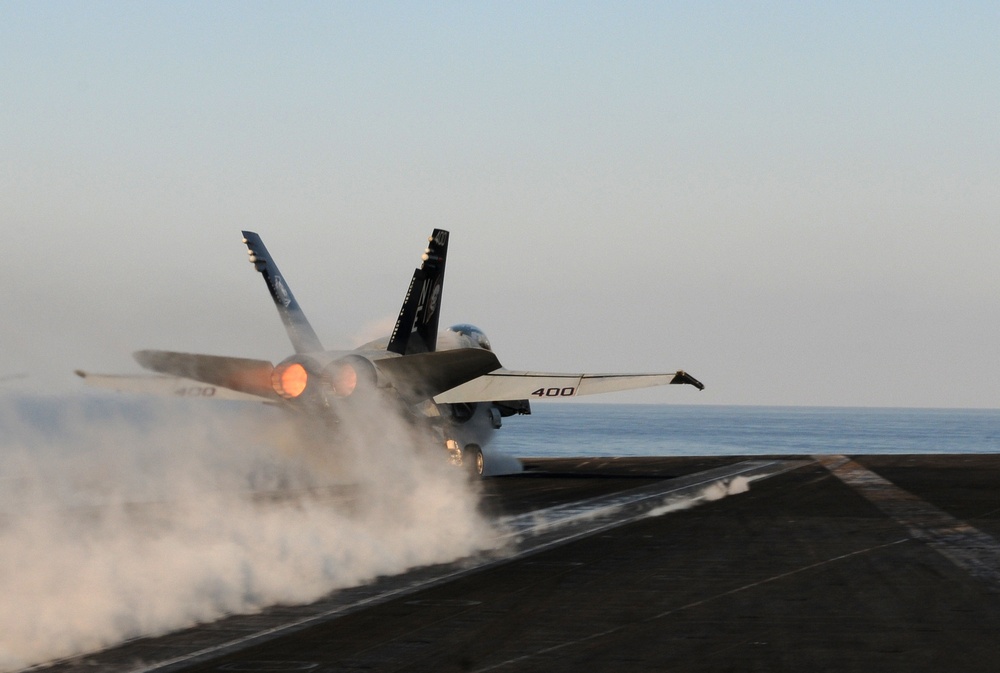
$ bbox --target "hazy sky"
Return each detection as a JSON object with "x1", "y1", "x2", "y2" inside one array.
[{"x1": 3, "y1": 1, "x2": 998, "y2": 407}]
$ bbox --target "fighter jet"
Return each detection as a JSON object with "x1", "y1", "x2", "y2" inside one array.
[{"x1": 76, "y1": 230, "x2": 703, "y2": 476}]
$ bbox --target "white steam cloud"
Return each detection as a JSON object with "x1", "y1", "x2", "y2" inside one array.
[{"x1": 0, "y1": 393, "x2": 494, "y2": 671}]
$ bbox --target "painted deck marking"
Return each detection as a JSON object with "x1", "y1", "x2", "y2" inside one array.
[{"x1": 816, "y1": 454, "x2": 1000, "y2": 590}]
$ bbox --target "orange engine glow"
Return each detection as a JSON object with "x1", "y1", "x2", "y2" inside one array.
[
  {"x1": 272, "y1": 363, "x2": 308, "y2": 398},
  {"x1": 331, "y1": 363, "x2": 358, "y2": 397}
]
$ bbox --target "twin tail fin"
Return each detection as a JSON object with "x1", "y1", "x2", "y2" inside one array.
[
  {"x1": 387, "y1": 229, "x2": 449, "y2": 355},
  {"x1": 241, "y1": 231, "x2": 324, "y2": 354}
]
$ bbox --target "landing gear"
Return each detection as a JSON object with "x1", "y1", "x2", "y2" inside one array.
[
  {"x1": 462, "y1": 444, "x2": 485, "y2": 478},
  {"x1": 443, "y1": 438, "x2": 485, "y2": 478}
]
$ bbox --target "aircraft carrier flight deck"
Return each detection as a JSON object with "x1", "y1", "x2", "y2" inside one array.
[{"x1": 31, "y1": 455, "x2": 1000, "y2": 673}]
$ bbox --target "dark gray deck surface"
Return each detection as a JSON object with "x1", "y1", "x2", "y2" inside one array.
[{"x1": 30, "y1": 455, "x2": 1000, "y2": 673}]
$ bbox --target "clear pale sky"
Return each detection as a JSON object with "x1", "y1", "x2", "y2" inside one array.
[{"x1": 2, "y1": 2, "x2": 998, "y2": 407}]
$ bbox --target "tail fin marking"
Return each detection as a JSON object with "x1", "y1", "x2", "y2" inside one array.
[
  {"x1": 241, "y1": 231, "x2": 324, "y2": 354},
  {"x1": 387, "y1": 229, "x2": 449, "y2": 355}
]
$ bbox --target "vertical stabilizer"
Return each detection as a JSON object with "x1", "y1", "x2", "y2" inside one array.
[
  {"x1": 241, "y1": 231, "x2": 324, "y2": 354},
  {"x1": 387, "y1": 229, "x2": 449, "y2": 355}
]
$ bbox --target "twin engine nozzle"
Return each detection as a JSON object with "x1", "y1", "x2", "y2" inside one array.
[{"x1": 271, "y1": 355, "x2": 376, "y2": 402}]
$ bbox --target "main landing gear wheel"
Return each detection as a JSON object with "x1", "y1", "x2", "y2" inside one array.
[{"x1": 463, "y1": 444, "x2": 485, "y2": 478}]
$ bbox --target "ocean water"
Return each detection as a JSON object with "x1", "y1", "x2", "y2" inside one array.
[
  {"x1": 3, "y1": 395, "x2": 999, "y2": 461},
  {"x1": 492, "y1": 403, "x2": 1000, "y2": 457}
]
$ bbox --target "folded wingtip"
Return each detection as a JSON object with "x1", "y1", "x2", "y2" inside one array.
[{"x1": 671, "y1": 370, "x2": 705, "y2": 391}]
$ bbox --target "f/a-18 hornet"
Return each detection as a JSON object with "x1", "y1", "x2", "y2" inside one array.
[{"x1": 77, "y1": 230, "x2": 703, "y2": 476}]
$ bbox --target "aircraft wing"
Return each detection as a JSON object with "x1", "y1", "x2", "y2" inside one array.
[
  {"x1": 433, "y1": 368, "x2": 704, "y2": 403},
  {"x1": 74, "y1": 371, "x2": 276, "y2": 403},
  {"x1": 376, "y1": 348, "x2": 502, "y2": 404}
]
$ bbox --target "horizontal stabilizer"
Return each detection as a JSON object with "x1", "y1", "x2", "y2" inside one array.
[
  {"x1": 434, "y1": 369, "x2": 703, "y2": 403},
  {"x1": 133, "y1": 350, "x2": 279, "y2": 400},
  {"x1": 75, "y1": 370, "x2": 276, "y2": 403},
  {"x1": 376, "y1": 348, "x2": 501, "y2": 403}
]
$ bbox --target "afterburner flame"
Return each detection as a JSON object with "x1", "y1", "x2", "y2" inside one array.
[
  {"x1": 330, "y1": 362, "x2": 358, "y2": 396},
  {"x1": 272, "y1": 362, "x2": 308, "y2": 398}
]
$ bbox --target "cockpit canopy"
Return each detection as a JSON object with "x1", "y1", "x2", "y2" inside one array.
[{"x1": 445, "y1": 324, "x2": 492, "y2": 351}]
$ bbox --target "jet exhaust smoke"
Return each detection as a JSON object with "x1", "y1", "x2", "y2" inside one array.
[{"x1": 0, "y1": 392, "x2": 494, "y2": 671}]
